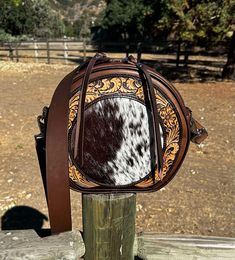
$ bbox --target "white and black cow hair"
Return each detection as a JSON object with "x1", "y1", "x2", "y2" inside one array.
[{"x1": 71, "y1": 96, "x2": 164, "y2": 186}]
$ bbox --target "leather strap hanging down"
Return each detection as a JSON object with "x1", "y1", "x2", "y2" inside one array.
[
  {"x1": 74, "y1": 53, "x2": 107, "y2": 165},
  {"x1": 45, "y1": 54, "x2": 107, "y2": 234},
  {"x1": 125, "y1": 55, "x2": 164, "y2": 180},
  {"x1": 46, "y1": 68, "x2": 78, "y2": 234},
  {"x1": 137, "y1": 63, "x2": 164, "y2": 180}
]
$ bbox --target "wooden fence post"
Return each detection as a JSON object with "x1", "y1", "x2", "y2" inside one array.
[
  {"x1": 176, "y1": 40, "x2": 181, "y2": 68},
  {"x1": 82, "y1": 193, "x2": 136, "y2": 260},
  {"x1": 63, "y1": 40, "x2": 68, "y2": 64},
  {"x1": 46, "y1": 40, "x2": 50, "y2": 64},
  {"x1": 9, "y1": 44, "x2": 13, "y2": 61},
  {"x1": 184, "y1": 42, "x2": 189, "y2": 68},
  {"x1": 34, "y1": 40, "x2": 39, "y2": 63},
  {"x1": 137, "y1": 42, "x2": 142, "y2": 62},
  {"x1": 15, "y1": 43, "x2": 19, "y2": 62},
  {"x1": 83, "y1": 39, "x2": 87, "y2": 61}
]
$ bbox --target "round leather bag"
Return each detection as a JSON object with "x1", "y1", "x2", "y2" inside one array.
[{"x1": 67, "y1": 55, "x2": 190, "y2": 192}]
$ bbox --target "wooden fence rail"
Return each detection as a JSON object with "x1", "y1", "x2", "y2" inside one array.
[
  {"x1": 1, "y1": 230, "x2": 235, "y2": 259},
  {"x1": 0, "y1": 40, "x2": 228, "y2": 70}
]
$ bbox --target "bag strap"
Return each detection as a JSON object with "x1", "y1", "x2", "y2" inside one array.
[
  {"x1": 124, "y1": 56, "x2": 164, "y2": 180},
  {"x1": 73, "y1": 53, "x2": 108, "y2": 164},
  {"x1": 137, "y1": 62, "x2": 164, "y2": 180},
  {"x1": 46, "y1": 68, "x2": 78, "y2": 234},
  {"x1": 45, "y1": 54, "x2": 108, "y2": 234}
]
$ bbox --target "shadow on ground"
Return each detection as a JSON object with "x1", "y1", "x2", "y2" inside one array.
[
  {"x1": 1, "y1": 206, "x2": 50, "y2": 237},
  {"x1": 145, "y1": 60, "x2": 223, "y2": 82},
  {"x1": 66, "y1": 56, "x2": 223, "y2": 82}
]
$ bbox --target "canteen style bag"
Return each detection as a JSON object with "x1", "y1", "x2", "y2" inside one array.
[{"x1": 35, "y1": 53, "x2": 207, "y2": 233}]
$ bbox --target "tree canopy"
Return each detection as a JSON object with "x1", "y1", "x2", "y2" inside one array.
[
  {"x1": 101, "y1": 0, "x2": 152, "y2": 40},
  {"x1": 0, "y1": 0, "x2": 234, "y2": 43},
  {"x1": 157, "y1": 0, "x2": 235, "y2": 43},
  {"x1": 0, "y1": 0, "x2": 65, "y2": 38},
  {"x1": 101, "y1": 0, "x2": 235, "y2": 43}
]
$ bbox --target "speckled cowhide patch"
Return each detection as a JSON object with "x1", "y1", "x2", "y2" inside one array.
[{"x1": 70, "y1": 97, "x2": 164, "y2": 186}]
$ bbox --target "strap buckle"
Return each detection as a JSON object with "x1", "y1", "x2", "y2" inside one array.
[
  {"x1": 37, "y1": 106, "x2": 49, "y2": 136},
  {"x1": 187, "y1": 108, "x2": 208, "y2": 144}
]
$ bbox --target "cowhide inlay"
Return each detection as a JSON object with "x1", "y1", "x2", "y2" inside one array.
[{"x1": 70, "y1": 97, "x2": 163, "y2": 186}]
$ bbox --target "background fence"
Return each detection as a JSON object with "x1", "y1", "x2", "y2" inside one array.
[{"x1": 0, "y1": 40, "x2": 229, "y2": 79}]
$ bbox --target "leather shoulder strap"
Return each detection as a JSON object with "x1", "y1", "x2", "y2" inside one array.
[
  {"x1": 46, "y1": 68, "x2": 78, "y2": 234},
  {"x1": 45, "y1": 54, "x2": 108, "y2": 234}
]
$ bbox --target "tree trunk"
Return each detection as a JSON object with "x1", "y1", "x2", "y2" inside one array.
[{"x1": 222, "y1": 31, "x2": 235, "y2": 80}]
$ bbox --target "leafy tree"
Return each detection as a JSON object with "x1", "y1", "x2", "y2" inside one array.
[
  {"x1": 73, "y1": 7, "x2": 104, "y2": 39},
  {"x1": 47, "y1": 13, "x2": 65, "y2": 38},
  {"x1": 64, "y1": 19, "x2": 75, "y2": 37},
  {"x1": 78, "y1": 11, "x2": 92, "y2": 39},
  {"x1": 0, "y1": 0, "x2": 65, "y2": 38},
  {"x1": 102, "y1": 0, "x2": 152, "y2": 41},
  {"x1": 0, "y1": 29, "x2": 16, "y2": 42},
  {"x1": 156, "y1": 0, "x2": 235, "y2": 43},
  {"x1": 101, "y1": 0, "x2": 235, "y2": 43}
]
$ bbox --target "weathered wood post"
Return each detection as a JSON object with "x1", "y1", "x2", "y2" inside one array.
[
  {"x1": 15, "y1": 43, "x2": 19, "y2": 62},
  {"x1": 63, "y1": 39, "x2": 68, "y2": 64},
  {"x1": 176, "y1": 40, "x2": 181, "y2": 68},
  {"x1": 46, "y1": 40, "x2": 50, "y2": 64},
  {"x1": 9, "y1": 44, "x2": 13, "y2": 61},
  {"x1": 183, "y1": 42, "x2": 189, "y2": 68},
  {"x1": 83, "y1": 39, "x2": 87, "y2": 61},
  {"x1": 82, "y1": 193, "x2": 136, "y2": 260},
  {"x1": 34, "y1": 40, "x2": 39, "y2": 63}
]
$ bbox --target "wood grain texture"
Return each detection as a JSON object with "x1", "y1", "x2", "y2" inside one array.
[
  {"x1": 0, "y1": 229, "x2": 234, "y2": 259},
  {"x1": 0, "y1": 230, "x2": 85, "y2": 260},
  {"x1": 137, "y1": 232, "x2": 235, "y2": 260},
  {"x1": 82, "y1": 193, "x2": 136, "y2": 260}
]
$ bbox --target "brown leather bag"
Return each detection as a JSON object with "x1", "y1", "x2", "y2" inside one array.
[{"x1": 35, "y1": 53, "x2": 207, "y2": 234}]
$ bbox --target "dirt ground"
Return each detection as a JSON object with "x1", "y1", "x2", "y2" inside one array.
[{"x1": 0, "y1": 61, "x2": 234, "y2": 237}]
